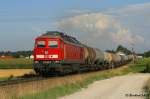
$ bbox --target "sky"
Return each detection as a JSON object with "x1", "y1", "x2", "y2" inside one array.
[{"x1": 0, "y1": 0, "x2": 150, "y2": 53}]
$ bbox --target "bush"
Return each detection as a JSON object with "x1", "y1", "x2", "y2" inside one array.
[{"x1": 144, "y1": 63, "x2": 150, "y2": 73}]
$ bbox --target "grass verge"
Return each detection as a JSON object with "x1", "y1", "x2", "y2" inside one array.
[
  {"x1": 0, "y1": 58, "x2": 33, "y2": 69},
  {"x1": 141, "y1": 58, "x2": 150, "y2": 99},
  {"x1": 17, "y1": 58, "x2": 150, "y2": 99},
  {"x1": 145, "y1": 78, "x2": 150, "y2": 99}
]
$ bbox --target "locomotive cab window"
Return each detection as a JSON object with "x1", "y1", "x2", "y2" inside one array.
[
  {"x1": 37, "y1": 41, "x2": 45, "y2": 48},
  {"x1": 48, "y1": 40, "x2": 58, "y2": 48}
]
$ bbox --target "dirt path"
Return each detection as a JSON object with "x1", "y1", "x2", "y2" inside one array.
[
  {"x1": 60, "y1": 74, "x2": 150, "y2": 99},
  {"x1": 0, "y1": 69, "x2": 34, "y2": 78}
]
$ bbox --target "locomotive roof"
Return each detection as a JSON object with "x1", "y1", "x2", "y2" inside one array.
[{"x1": 39, "y1": 31, "x2": 82, "y2": 45}]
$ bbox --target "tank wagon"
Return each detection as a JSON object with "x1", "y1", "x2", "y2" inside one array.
[{"x1": 33, "y1": 31, "x2": 132, "y2": 75}]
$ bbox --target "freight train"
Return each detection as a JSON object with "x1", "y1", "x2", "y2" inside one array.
[{"x1": 33, "y1": 31, "x2": 133, "y2": 76}]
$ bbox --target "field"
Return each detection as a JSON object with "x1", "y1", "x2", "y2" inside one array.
[
  {"x1": 0, "y1": 69, "x2": 34, "y2": 78},
  {"x1": 0, "y1": 58, "x2": 33, "y2": 69},
  {"x1": 17, "y1": 58, "x2": 149, "y2": 99}
]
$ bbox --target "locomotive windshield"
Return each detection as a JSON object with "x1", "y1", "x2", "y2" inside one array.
[
  {"x1": 37, "y1": 41, "x2": 45, "y2": 48},
  {"x1": 48, "y1": 40, "x2": 58, "y2": 48}
]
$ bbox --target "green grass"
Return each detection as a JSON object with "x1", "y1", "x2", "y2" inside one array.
[
  {"x1": 139, "y1": 58, "x2": 150, "y2": 99},
  {"x1": 0, "y1": 58, "x2": 33, "y2": 69},
  {"x1": 19, "y1": 58, "x2": 150, "y2": 99},
  {"x1": 125, "y1": 58, "x2": 150, "y2": 73}
]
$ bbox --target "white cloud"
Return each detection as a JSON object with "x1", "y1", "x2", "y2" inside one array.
[
  {"x1": 56, "y1": 12, "x2": 144, "y2": 50},
  {"x1": 111, "y1": 28, "x2": 144, "y2": 45}
]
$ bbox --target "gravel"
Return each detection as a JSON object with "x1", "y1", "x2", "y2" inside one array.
[{"x1": 60, "y1": 73, "x2": 150, "y2": 99}]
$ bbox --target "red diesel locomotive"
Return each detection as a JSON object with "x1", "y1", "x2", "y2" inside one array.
[{"x1": 34, "y1": 31, "x2": 87, "y2": 75}]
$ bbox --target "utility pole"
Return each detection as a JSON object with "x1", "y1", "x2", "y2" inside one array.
[{"x1": 131, "y1": 43, "x2": 135, "y2": 64}]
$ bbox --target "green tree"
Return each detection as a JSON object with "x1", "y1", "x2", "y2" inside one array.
[
  {"x1": 116, "y1": 45, "x2": 132, "y2": 55},
  {"x1": 144, "y1": 51, "x2": 150, "y2": 57}
]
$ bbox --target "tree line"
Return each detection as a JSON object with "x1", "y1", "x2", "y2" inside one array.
[
  {"x1": 106, "y1": 45, "x2": 150, "y2": 57},
  {"x1": 0, "y1": 45, "x2": 149, "y2": 58},
  {"x1": 144, "y1": 51, "x2": 150, "y2": 58},
  {"x1": 106, "y1": 45, "x2": 132, "y2": 55},
  {"x1": 0, "y1": 50, "x2": 33, "y2": 58}
]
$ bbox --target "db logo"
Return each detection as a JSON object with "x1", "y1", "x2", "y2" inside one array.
[{"x1": 45, "y1": 51, "x2": 48, "y2": 55}]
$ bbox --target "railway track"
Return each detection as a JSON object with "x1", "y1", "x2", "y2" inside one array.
[
  {"x1": 0, "y1": 75, "x2": 46, "y2": 86},
  {"x1": 0, "y1": 71, "x2": 89, "y2": 86},
  {"x1": 0, "y1": 70, "x2": 79, "y2": 86},
  {"x1": 0, "y1": 71, "x2": 73, "y2": 86}
]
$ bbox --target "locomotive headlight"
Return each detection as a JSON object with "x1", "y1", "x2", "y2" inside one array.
[
  {"x1": 49, "y1": 54, "x2": 58, "y2": 58},
  {"x1": 36, "y1": 55, "x2": 44, "y2": 58}
]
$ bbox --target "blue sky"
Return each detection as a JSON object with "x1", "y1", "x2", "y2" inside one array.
[{"x1": 0, "y1": 0, "x2": 150, "y2": 52}]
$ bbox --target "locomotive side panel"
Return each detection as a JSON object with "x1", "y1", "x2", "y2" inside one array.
[{"x1": 63, "y1": 42, "x2": 84, "y2": 64}]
